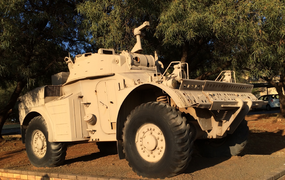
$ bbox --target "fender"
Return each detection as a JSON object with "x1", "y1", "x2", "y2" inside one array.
[
  {"x1": 115, "y1": 82, "x2": 189, "y2": 159},
  {"x1": 145, "y1": 83, "x2": 190, "y2": 107},
  {"x1": 117, "y1": 82, "x2": 189, "y2": 112},
  {"x1": 23, "y1": 106, "x2": 55, "y2": 142}
]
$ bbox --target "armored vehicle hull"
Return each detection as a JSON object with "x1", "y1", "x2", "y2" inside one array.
[{"x1": 18, "y1": 22, "x2": 263, "y2": 178}]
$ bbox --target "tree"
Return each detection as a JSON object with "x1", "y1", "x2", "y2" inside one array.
[
  {"x1": 245, "y1": 0, "x2": 285, "y2": 117},
  {"x1": 78, "y1": 0, "x2": 285, "y2": 117},
  {"x1": 77, "y1": 0, "x2": 252, "y2": 77},
  {"x1": 0, "y1": 0, "x2": 89, "y2": 141},
  {"x1": 77, "y1": 0, "x2": 163, "y2": 51},
  {"x1": 0, "y1": 84, "x2": 19, "y2": 123}
]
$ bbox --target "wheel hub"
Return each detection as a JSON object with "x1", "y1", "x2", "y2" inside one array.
[
  {"x1": 32, "y1": 130, "x2": 47, "y2": 158},
  {"x1": 143, "y1": 134, "x2": 157, "y2": 151},
  {"x1": 135, "y1": 123, "x2": 166, "y2": 162},
  {"x1": 35, "y1": 138, "x2": 44, "y2": 150}
]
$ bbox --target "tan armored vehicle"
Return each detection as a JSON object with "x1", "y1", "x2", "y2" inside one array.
[{"x1": 19, "y1": 22, "x2": 263, "y2": 178}]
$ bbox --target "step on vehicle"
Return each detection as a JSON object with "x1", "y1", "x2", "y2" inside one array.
[{"x1": 18, "y1": 22, "x2": 264, "y2": 178}]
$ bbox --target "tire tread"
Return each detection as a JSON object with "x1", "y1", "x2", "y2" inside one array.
[
  {"x1": 26, "y1": 116, "x2": 66, "y2": 167},
  {"x1": 123, "y1": 102, "x2": 194, "y2": 178}
]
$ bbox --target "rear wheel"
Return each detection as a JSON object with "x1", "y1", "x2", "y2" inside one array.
[
  {"x1": 123, "y1": 102, "x2": 193, "y2": 178},
  {"x1": 195, "y1": 120, "x2": 248, "y2": 157},
  {"x1": 25, "y1": 116, "x2": 66, "y2": 167}
]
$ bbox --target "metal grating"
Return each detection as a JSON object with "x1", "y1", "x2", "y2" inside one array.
[{"x1": 180, "y1": 79, "x2": 253, "y2": 93}]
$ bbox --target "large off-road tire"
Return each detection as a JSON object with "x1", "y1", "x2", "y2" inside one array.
[
  {"x1": 25, "y1": 116, "x2": 66, "y2": 167},
  {"x1": 123, "y1": 102, "x2": 193, "y2": 178},
  {"x1": 97, "y1": 142, "x2": 117, "y2": 154},
  {"x1": 195, "y1": 120, "x2": 249, "y2": 157}
]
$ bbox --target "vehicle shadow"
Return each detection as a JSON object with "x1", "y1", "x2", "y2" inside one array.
[
  {"x1": 246, "y1": 112, "x2": 280, "y2": 122},
  {"x1": 248, "y1": 108, "x2": 280, "y2": 116},
  {"x1": 0, "y1": 148, "x2": 26, "y2": 161},
  {"x1": 184, "y1": 154, "x2": 230, "y2": 174},
  {"x1": 63, "y1": 142, "x2": 117, "y2": 165},
  {"x1": 243, "y1": 130, "x2": 285, "y2": 155},
  {"x1": 63, "y1": 151, "x2": 114, "y2": 165},
  {"x1": 184, "y1": 129, "x2": 285, "y2": 174}
]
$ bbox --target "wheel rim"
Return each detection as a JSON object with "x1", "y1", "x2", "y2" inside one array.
[
  {"x1": 31, "y1": 129, "x2": 47, "y2": 158},
  {"x1": 135, "y1": 123, "x2": 166, "y2": 162}
]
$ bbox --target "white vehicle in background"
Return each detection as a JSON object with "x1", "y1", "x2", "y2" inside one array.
[{"x1": 258, "y1": 94, "x2": 280, "y2": 110}]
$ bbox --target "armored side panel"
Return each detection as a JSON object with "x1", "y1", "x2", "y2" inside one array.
[
  {"x1": 45, "y1": 92, "x2": 88, "y2": 141},
  {"x1": 19, "y1": 85, "x2": 60, "y2": 123}
]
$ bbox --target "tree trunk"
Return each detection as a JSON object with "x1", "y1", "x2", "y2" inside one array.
[
  {"x1": 275, "y1": 75, "x2": 285, "y2": 118},
  {"x1": 0, "y1": 80, "x2": 26, "y2": 142},
  {"x1": 277, "y1": 89, "x2": 285, "y2": 118},
  {"x1": 180, "y1": 43, "x2": 189, "y2": 63},
  {"x1": 266, "y1": 74, "x2": 285, "y2": 119}
]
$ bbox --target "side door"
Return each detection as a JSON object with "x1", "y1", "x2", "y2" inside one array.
[{"x1": 96, "y1": 80, "x2": 118, "y2": 134}]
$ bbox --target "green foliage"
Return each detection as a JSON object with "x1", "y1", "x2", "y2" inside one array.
[
  {"x1": 247, "y1": 0, "x2": 285, "y2": 79},
  {"x1": 77, "y1": 0, "x2": 162, "y2": 52},
  {"x1": 0, "y1": 0, "x2": 90, "y2": 124},
  {"x1": 78, "y1": 0, "x2": 285, "y2": 80},
  {"x1": 0, "y1": 0, "x2": 89, "y2": 90},
  {"x1": 156, "y1": 0, "x2": 254, "y2": 77},
  {"x1": 157, "y1": 0, "x2": 285, "y2": 79}
]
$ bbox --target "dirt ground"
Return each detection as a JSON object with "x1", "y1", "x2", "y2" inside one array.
[{"x1": 1, "y1": 112, "x2": 285, "y2": 180}]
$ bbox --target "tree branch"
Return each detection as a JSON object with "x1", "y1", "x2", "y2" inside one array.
[{"x1": 196, "y1": 61, "x2": 232, "y2": 80}]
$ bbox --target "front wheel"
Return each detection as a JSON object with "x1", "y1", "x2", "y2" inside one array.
[
  {"x1": 25, "y1": 116, "x2": 66, "y2": 167},
  {"x1": 123, "y1": 102, "x2": 193, "y2": 178},
  {"x1": 195, "y1": 120, "x2": 249, "y2": 157}
]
